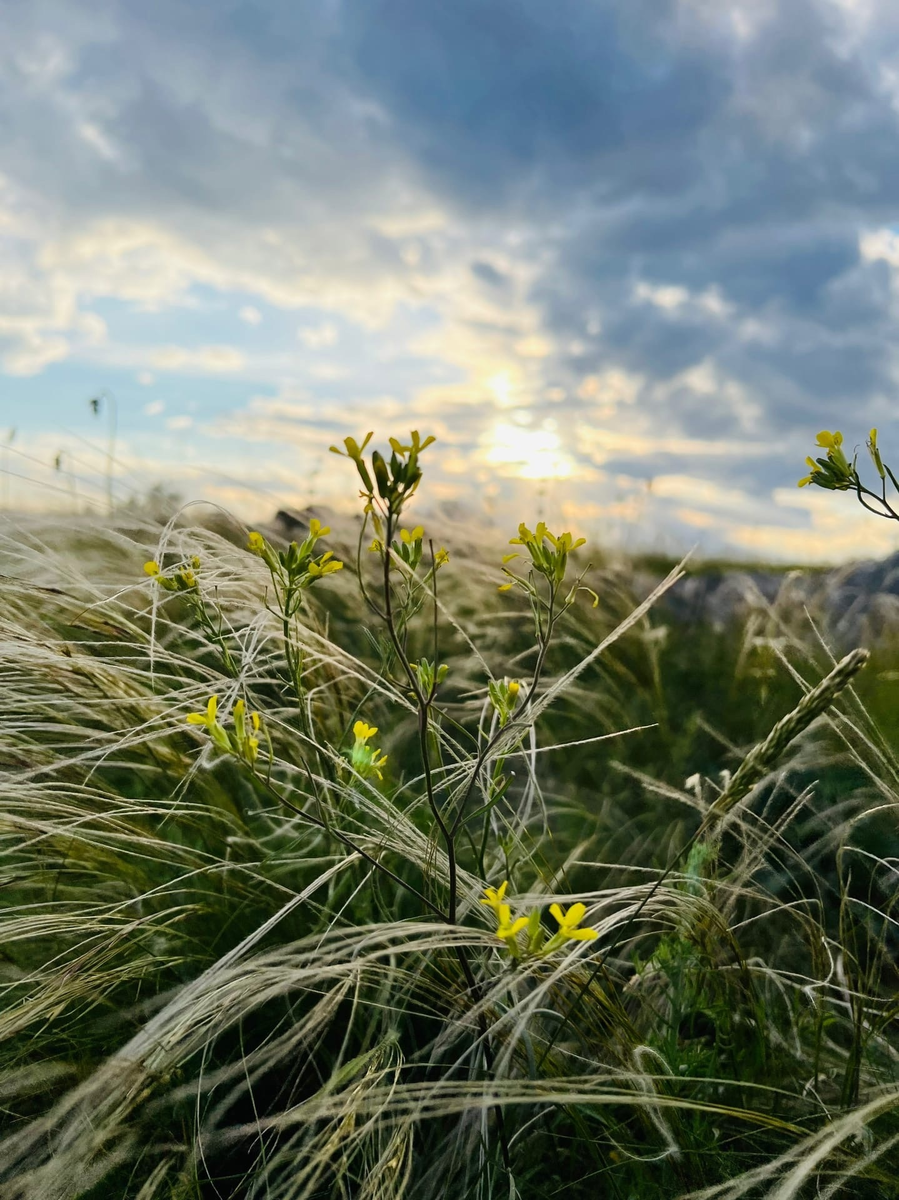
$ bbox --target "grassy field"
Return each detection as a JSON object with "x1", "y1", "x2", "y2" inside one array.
[{"x1": 3, "y1": 458, "x2": 899, "y2": 1198}]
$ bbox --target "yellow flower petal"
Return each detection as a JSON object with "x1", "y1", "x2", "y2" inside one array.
[
  {"x1": 497, "y1": 917, "x2": 529, "y2": 940},
  {"x1": 480, "y1": 882, "x2": 508, "y2": 909}
]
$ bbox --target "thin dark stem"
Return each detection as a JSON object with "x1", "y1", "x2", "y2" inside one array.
[
  {"x1": 448, "y1": 591, "x2": 557, "y2": 842},
  {"x1": 381, "y1": 515, "x2": 455, "y2": 920},
  {"x1": 856, "y1": 479, "x2": 899, "y2": 520},
  {"x1": 378, "y1": 513, "x2": 512, "y2": 1176}
]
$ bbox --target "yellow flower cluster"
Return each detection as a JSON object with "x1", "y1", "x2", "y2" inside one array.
[
  {"x1": 797, "y1": 430, "x2": 854, "y2": 491},
  {"x1": 369, "y1": 523, "x2": 449, "y2": 572},
  {"x1": 350, "y1": 719, "x2": 389, "y2": 781},
  {"x1": 498, "y1": 521, "x2": 597, "y2": 607},
  {"x1": 247, "y1": 519, "x2": 343, "y2": 585},
  {"x1": 144, "y1": 556, "x2": 201, "y2": 592},
  {"x1": 246, "y1": 520, "x2": 343, "y2": 627},
  {"x1": 330, "y1": 429, "x2": 435, "y2": 515},
  {"x1": 186, "y1": 695, "x2": 263, "y2": 766},
  {"x1": 480, "y1": 881, "x2": 598, "y2": 960}
]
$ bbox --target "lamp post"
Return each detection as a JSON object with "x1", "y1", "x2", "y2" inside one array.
[{"x1": 89, "y1": 391, "x2": 117, "y2": 514}]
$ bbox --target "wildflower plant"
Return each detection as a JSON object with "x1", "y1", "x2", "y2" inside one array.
[
  {"x1": 246, "y1": 519, "x2": 343, "y2": 729},
  {"x1": 349, "y1": 718, "x2": 389, "y2": 781},
  {"x1": 799, "y1": 427, "x2": 899, "y2": 522},
  {"x1": 145, "y1": 554, "x2": 237, "y2": 674},
  {"x1": 186, "y1": 694, "x2": 265, "y2": 767}
]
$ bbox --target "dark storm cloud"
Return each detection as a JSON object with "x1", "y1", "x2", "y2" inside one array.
[{"x1": 346, "y1": 0, "x2": 729, "y2": 206}]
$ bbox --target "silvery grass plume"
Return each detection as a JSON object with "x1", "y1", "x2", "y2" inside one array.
[{"x1": 702, "y1": 647, "x2": 870, "y2": 829}]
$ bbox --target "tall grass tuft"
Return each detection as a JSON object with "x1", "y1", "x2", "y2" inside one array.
[{"x1": 1, "y1": 434, "x2": 899, "y2": 1198}]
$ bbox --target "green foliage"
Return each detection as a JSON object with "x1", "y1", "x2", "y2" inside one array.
[{"x1": 1, "y1": 436, "x2": 899, "y2": 1199}]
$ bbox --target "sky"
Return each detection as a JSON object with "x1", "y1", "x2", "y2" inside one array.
[{"x1": 4, "y1": 0, "x2": 899, "y2": 561}]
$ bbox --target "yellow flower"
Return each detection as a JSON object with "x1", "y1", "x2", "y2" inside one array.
[
  {"x1": 547, "y1": 902, "x2": 598, "y2": 943},
  {"x1": 868, "y1": 428, "x2": 886, "y2": 479},
  {"x1": 369, "y1": 749, "x2": 388, "y2": 780},
  {"x1": 308, "y1": 518, "x2": 330, "y2": 538},
  {"x1": 247, "y1": 531, "x2": 265, "y2": 553},
  {"x1": 350, "y1": 719, "x2": 388, "y2": 781},
  {"x1": 144, "y1": 560, "x2": 161, "y2": 577},
  {"x1": 480, "y1": 881, "x2": 509, "y2": 915},
  {"x1": 186, "y1": 695, "x2": 218, "y2": 728},
  {"x1": 185, "y1": 694, "x2": 262, "y2": 762},
  {"x1": 400, "y1": 525, "x2": 424, "y2": 544},
  {"x1": 306, "y1": 556, "x2": 344, "y2": 578},
  {"x1": 329, "y1": 432, "x2": 374, "y2": 461},
  {"x1": 507, "y1": 680, "x2": 520, "y2": 697},
  {"x1": 552, "y1": 531, "x2": 587, "y2": 552},
  {"x1": 496, "y1": 910, "x2": 529, "y2": 941},
  {"x1": 480, "y1": 883, "x2": 528, "y2": 948},
  {"x1": 232, "y1": 699, "x2": 263, "y2": 766},
  {"x1": 797, "y1": 456, "x2": 822, "y2": 488},
  {"x1": 434, "y1": 547, "x2": 450, "y2": 568},
  {"x1": 498, "y1": 582, "x2": 514, "y2": 592},
  {"x1": 508, "y1": 522, "x2": 535, "y2": 547},
  {"x1": 815, "y1": 430, "x2": 843, "y2": 449}
]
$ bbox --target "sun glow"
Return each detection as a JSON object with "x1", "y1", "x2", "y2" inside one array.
[
  {"x1": 482, "y1": 420, "x2": 575, "y2": 480},
  {"x1": 488, "y1": 371, "x2": 514, "y2": 408}
]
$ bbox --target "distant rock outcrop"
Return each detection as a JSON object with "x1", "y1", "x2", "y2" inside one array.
[{"x1": 650, "y1": 551, "x2": 899, "y2": 645}]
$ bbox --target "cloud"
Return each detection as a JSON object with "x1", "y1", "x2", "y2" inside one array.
[
  {"x1": 150, "y1": 344, "x2": 246, "y2": 374},
  {"x1": 239, "y1": 305, "x2": 263, "y2": 325},
  {"x1": 298, "y1": 322, "x2": 338, "y2": 348}
]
